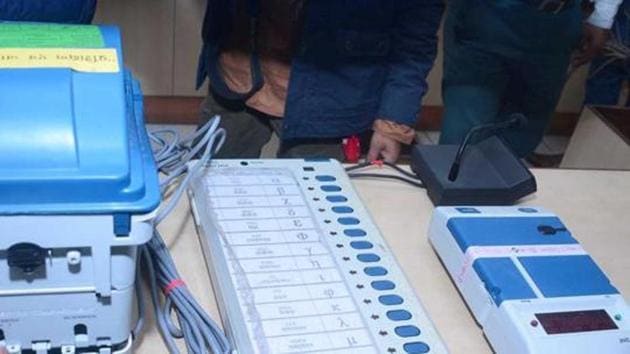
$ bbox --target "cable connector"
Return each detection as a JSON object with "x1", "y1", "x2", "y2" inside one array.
[
  {"x1": 163, "y1": 279, "x2": 186, "y2": 296},
  {"x1": 370, "y1": 159, "x2": 384, "y2": 167}
]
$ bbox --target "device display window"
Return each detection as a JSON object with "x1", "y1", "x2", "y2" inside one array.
[{"x1": 535, "y1": 310, "x2": 618, "y2": 335}]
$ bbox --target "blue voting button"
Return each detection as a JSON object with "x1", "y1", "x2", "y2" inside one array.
[
  {"x1": 364, "y1": 266, "x2": 388, "y2": 276},
  {"x1": 379, "y1": 294, "x2": 404, "y2": 305},
  {"x1": 395, "y1": 325, "x2": 421, "y2": 337},
  {"x1": 338, "y1": 217, "x2": 360, "y2": 225},
  {"x1": 404, "y1": 342, "x2": 430, "y2": 353},
  {"x1": 316, "y1": 175, "x2": 336, "y2": 182},
  {"x1": 387, "y1": 310, "x2": 412, "y2": 321},
  {"x1": 326, "y1": 195, "x2": 348, "y2": 203},
  {"x1": 332, "y1": 206, "x2": 354, "y2": 214},
  {"x1": 321, "y1": 185, "x2": 342, "y2": 192},
  {"x1": 344, "y1": 229, "x2": 366, "y2": 237},
  {"x1": 350, "y1": 241, "x2": 373, "y2": 249},
  {"x1": 357, "y1": 253, "x2": 380, "y2": 263},
  {"x1": 371, "y1": 280, "x2": 396, "y2": 291}
]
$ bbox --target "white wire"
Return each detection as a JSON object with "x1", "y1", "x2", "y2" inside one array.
[{"x1": 137, "y1": 115, "x2": 232, "y2": 354}]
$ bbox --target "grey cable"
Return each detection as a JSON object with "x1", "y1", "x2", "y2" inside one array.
[
  {"x1": 131, "y1": 256, "x2": 146, "y2": 340},
  {"x1": 136, "y1": 116, "x2": 232, "y2": 354}
]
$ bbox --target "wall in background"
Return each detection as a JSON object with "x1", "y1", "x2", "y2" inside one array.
[
  {"x1": 94, "y1": 0, "x2": 207, "y2": 96},
  {"x1": 94, "y1": 0, "x2": 590, "y2": 114}
]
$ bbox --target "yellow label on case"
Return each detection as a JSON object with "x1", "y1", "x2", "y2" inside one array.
[{"x1": 0, "y1": 48, "x2": 119, "y2": 73}]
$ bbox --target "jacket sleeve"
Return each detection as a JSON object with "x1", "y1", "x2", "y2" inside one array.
[
  {"x1": 0, "y1": 0, "x2": 97, "y2": 24},
  {"x1": 377, "y1": 0, "x2": 444, "y2": 127}
]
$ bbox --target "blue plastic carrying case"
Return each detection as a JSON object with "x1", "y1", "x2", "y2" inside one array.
[
  {"x1": 0, "y1": 23, "x2": 159, "y2": 353},
  {"x1": 0, "y1": 25, "x2": 159, "y2": 216}
]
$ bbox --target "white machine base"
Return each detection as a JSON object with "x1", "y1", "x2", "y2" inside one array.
[{"x1": 428, "y1": 206, "x2": 629, "y2": 354}]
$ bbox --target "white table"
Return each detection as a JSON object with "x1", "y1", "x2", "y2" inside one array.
[
  {"x1": 561, "y1": 106, "x2": 630, "y2": 170},
  {"x1": 137, "y1": 168, "x2": 630, "y2": 354}
]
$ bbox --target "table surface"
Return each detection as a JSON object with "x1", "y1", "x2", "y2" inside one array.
[{"x1": 137, "y1": 168, "x2": 630, "y2": 354}]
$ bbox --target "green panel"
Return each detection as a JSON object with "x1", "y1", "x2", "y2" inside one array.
[{"x1": 0, "y1": 24, "x2": 104, "y2": 48}]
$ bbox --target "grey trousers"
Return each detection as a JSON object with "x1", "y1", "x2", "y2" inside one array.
[{"x1": 200, "y1": 94, "x2": 346, "y2": 160}]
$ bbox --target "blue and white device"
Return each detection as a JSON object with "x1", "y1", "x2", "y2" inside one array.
[
  {"x1": 189, "y1": 159, "x2": 448, "y2": 354},
  {"x1": 0, "y1": 24, "x2": 160, "y2": 353},
  {"x1": 428, "y1": 207, "x2": 629, "y2": 354}
]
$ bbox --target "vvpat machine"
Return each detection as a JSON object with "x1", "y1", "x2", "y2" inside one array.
[{"x1": 0, "y1": 24, "x2": 160, "y2": 353}]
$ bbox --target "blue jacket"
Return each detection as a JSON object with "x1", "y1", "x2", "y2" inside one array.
[
  {"x1": 198, "y1": 0, "x2": 444, "y2": 140},
  {"x1": 0, "y1": 0, "x2": 96, "y2": 24}
]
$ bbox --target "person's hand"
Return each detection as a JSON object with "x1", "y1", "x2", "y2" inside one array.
[
  {"x1": 573, "y1": 23, "x2": 610, "y2": 67},
  {"x1": 0, "y1": 345, "x2": 8, "y2": 354},
  {"x1": 367, "y1": 131, "x2": 401, "y2": 163}
]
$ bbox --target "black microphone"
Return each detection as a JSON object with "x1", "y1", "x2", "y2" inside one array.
[{"x1": 447, "y1": 114, "x2": 528, "y2": 182}]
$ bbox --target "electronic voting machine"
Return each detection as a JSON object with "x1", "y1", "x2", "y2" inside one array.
[
  {"x1": 0, "y1": 24, "x2": 159, "y2": 353},
  {"x1": 428, "y1": 206, "x2": 629, "y2": 354},
  {"x1": 188, "y1": 159, "x2": 448, "y2": 354}
]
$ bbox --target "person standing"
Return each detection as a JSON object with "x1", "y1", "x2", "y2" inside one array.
[
  {"x1": 0, "y1": 0, "x2": 97, "y2": 23},
  {"x1": 196, "y1": 0, "x2": 444, "y2": 162},
  {"x1": 439, "y1": 0, "x2": 623, "y2": 158},
  {"x1": 585, "y1": 0, "x2": 630, "y2": 106}
]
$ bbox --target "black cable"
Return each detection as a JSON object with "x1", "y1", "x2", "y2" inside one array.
[
  {"x1": 347, "y1": 173, "x2": 425, "y2": 189},
  {"x1": 345, "y1": 161, "x2": 422, "y2": 180},
  {"x1": 385, "y1": 162, "x2": 422, "y2": 180},
  {"x1": 448, "y1": 114, "x2": 527, "y2": 181},
  {"x1": 345, "y1": 161, "x2": 371, "y2": 172}
]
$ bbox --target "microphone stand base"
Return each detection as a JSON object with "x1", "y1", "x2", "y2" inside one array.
[{"x1": 411, "y1": 136, "x2": 537, "y2": 206}]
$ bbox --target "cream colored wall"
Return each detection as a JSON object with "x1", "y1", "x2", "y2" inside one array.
[
  {"x1": 94, "y1": 0, "x2": 207, "y2": 96},
  {"x1": 94, "y1": 1, "x2": 589, "y2": 112}
]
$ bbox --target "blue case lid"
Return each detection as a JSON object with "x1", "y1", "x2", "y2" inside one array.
[
  {"x1": 0, "y1": 25, "x2": 160, "y2": 215},
  {"x1": 447, "y1": 214, "x2": 619, "y2": 304},
  {"x1": 447, "y1": 217, "x2": 578, "y2": 252}
]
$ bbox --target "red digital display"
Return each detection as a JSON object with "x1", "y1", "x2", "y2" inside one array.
[{"x1": 536, "y1": 310, "x2": 618, "y2": 335}]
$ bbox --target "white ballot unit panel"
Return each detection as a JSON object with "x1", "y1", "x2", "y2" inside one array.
[{"x1": 188, "y1": 159, "x2": 448, "y2": 354}]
